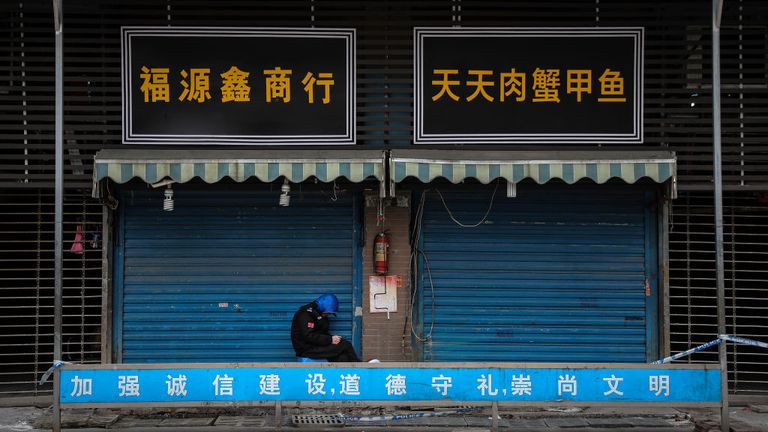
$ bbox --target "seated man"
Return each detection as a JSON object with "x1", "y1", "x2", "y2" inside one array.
[{"x1": 290, "y1": 293, "x2": 361, "y2": 362}]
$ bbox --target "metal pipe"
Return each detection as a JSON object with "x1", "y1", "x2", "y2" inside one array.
[
  {"x1": 52, "y1": 0, "x2": 63, "y2": 431},
  {"x1": 711, "y1": 1, "x2": 728, "y2": 431}
]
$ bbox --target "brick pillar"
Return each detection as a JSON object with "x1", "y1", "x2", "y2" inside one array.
[{"x1": 361, "y1": 192, "x2": 413, "y2": 361}]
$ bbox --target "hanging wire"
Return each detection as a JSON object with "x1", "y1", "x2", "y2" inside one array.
[
  {"x1": 325, "y1": 179, "x2": 339, "y2": 202},
  {"x1": 404, "y1": 181, "x2": 501, "y2": 346},
  {"x1": 104, "y1": 181, "x2": 119, "y2": 210},
  {"x1": 377, "y1": 192, "x2": 385, "y2": 227},
  {"x1": 668, "y1": 184, "x2": 675, "y2": 232},
  {"x1": 318, "y1": 179, "x2": 340, "y2": 202},
  {"x1": 435, "y1": 179, "x2": 500, "y2": 228},
  {"x1": 411, "y1": 249, "x2": 436, "y2": 342},
  {"x1": 405, "y1": 190, "x2": 434, "y2": 342}
]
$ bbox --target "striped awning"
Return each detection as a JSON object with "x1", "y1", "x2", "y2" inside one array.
[
  {"x1": 93, "y1": 149, "x2": 385, "y2": 191},
  {"x1": 391, "y1": 150, "x2": 676, "y2": 185}
]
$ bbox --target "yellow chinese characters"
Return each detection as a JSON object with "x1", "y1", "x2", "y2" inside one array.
[
  {"x1": 302, "y1": 72, "x2": 335, "y2": 104},
  {"x1": 466, "y1": 70, "x2": 494, "y2": 102},
  {"x1": 179, "y1": 68, "x2": 212, "y2": 103},
  {"x1": 264, "y1": 67, "x2": 292, "y2": 103},
  {"x1": 531, "y1": 68, "x2": 560, "y2": 103},
  {"x1": 139, "y1": 66, "x2": 170, "y2": 102},
  {"x1": 431, "y1": 69, "x2": 460, "y2": 102},
  {"x1": 431, "y1": 67, "x2": 627, "y2": 104},
  {"x1": 500, "y1": 69, "x2": 525, "y2": 102},
  {"x1": 220, "y1": 66, "x2": 251, "y2": 103},
  {"x1": 566, "y1": 70, "x2": 591, "y2": 102},
  {"x1": 139, "y1": 66, "x2": 336, "y2": 105},
  {"x1": 598, "y1": 69, "x2": 626, "y2": 102}
]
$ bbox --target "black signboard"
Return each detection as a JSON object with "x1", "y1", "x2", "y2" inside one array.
[
  {"x1": 122, "y1": 28, "x2": 355, "y2": 145},
  {"x1": 414, "y1": 28, "x2": 643, "y2": 144}
]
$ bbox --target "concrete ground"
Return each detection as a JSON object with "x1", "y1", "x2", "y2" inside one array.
[{"x1": 1, "y1": 405, "x2": 768, "y2": 431}]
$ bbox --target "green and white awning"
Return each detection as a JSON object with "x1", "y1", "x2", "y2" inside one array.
[
  {"x1": 391, "y1": 150, "x2": 676, "y2": 185},
  {"x1": 94, "y1": 149, "x2": 676, "y2": 198},
  {"x1": 93, "y1": 149, "x2": 385, "y2": 192}
]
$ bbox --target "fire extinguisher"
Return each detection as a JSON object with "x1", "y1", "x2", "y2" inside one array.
[{"x1": 373, "y1": 231, "x2": 390, "y2": 275}]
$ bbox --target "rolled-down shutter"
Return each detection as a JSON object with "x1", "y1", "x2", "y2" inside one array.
[
  {"x1": 116, "y1": 187, "x2": 357, "y2": 363},
  {"x1": 420, "y1": 183, "x2": 656, "y2": 363}
]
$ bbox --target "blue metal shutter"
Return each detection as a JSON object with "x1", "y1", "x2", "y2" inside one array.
[
  {"x1": 115, "y1": 188, "x2": 357, "y2": 363},
  {"x1": 420, "y1": 183, "x2": 656, "y2": 363}
]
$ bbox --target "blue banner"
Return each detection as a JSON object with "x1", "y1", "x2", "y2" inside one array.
[{"x1": 60, "y1": 366, "x2": 719, "y2": 404}]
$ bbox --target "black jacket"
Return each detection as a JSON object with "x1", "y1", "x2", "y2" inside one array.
[{"x1": 290, "y1": 301, "x2": 333, "y2": 356}]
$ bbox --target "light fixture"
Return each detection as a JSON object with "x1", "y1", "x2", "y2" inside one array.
[
  {"x1": 163, "y1": 184, "x2": 174, "y2": 211},
  {"x1": 507, "y1": 181, "x2": 517, "y2": 198},
  {"x1": 279, "y1": 179, "x2": 291, "y2": 207}
]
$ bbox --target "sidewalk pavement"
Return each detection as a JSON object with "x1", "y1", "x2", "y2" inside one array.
[{"x1": 2, "y1": 405, "x2": 768, "y2": 431}]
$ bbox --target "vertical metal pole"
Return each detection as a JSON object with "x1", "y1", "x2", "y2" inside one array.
[
  {"x1": 660, "y1": 193, "x2": 671, "y2": 358},
  {"x1": 275, "y1": 401, "x2": 282, "y2": 430},
  {"x1": 52, "y1": 367, "x2": 61, "y2": 432},
  {"x1": 101, "y1": 205, "x2": 113, "y2": 363},
  {"x1": 720, "y1": 340, "x2": 729, "y2": 432},
  {"x1": 491, "y1": 402, "x2": 499, "y2": 432},
  {"x1": 53, "y1": 0, "x2": 63, "y2": 431},
  {"x1": 711, "y1": 1, "x2": 728, "y2": 431}
]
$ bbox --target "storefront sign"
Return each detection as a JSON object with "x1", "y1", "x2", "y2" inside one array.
[
  {"x1": 61, "y1": 365, "x2": 718, "y2": 404},
  {"x1": 122, "y1": 28, "x2": 355, "y2": 145},
  {"x1": 414, "y1": 28, "x2": 643, "y2": 144}
]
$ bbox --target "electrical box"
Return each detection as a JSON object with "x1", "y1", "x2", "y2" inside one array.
[{"x1": 369, "y1": 275, "x2": 399, "y2": 314}]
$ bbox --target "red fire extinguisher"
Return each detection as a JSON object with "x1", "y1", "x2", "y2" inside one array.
[{"x1": 373, "y1": 231, "x2": 390, "y2": 275}]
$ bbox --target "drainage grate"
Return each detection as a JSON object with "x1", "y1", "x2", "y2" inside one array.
[{"x1": 292, "y1": 415, "x2": 345, "y2": 427}]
